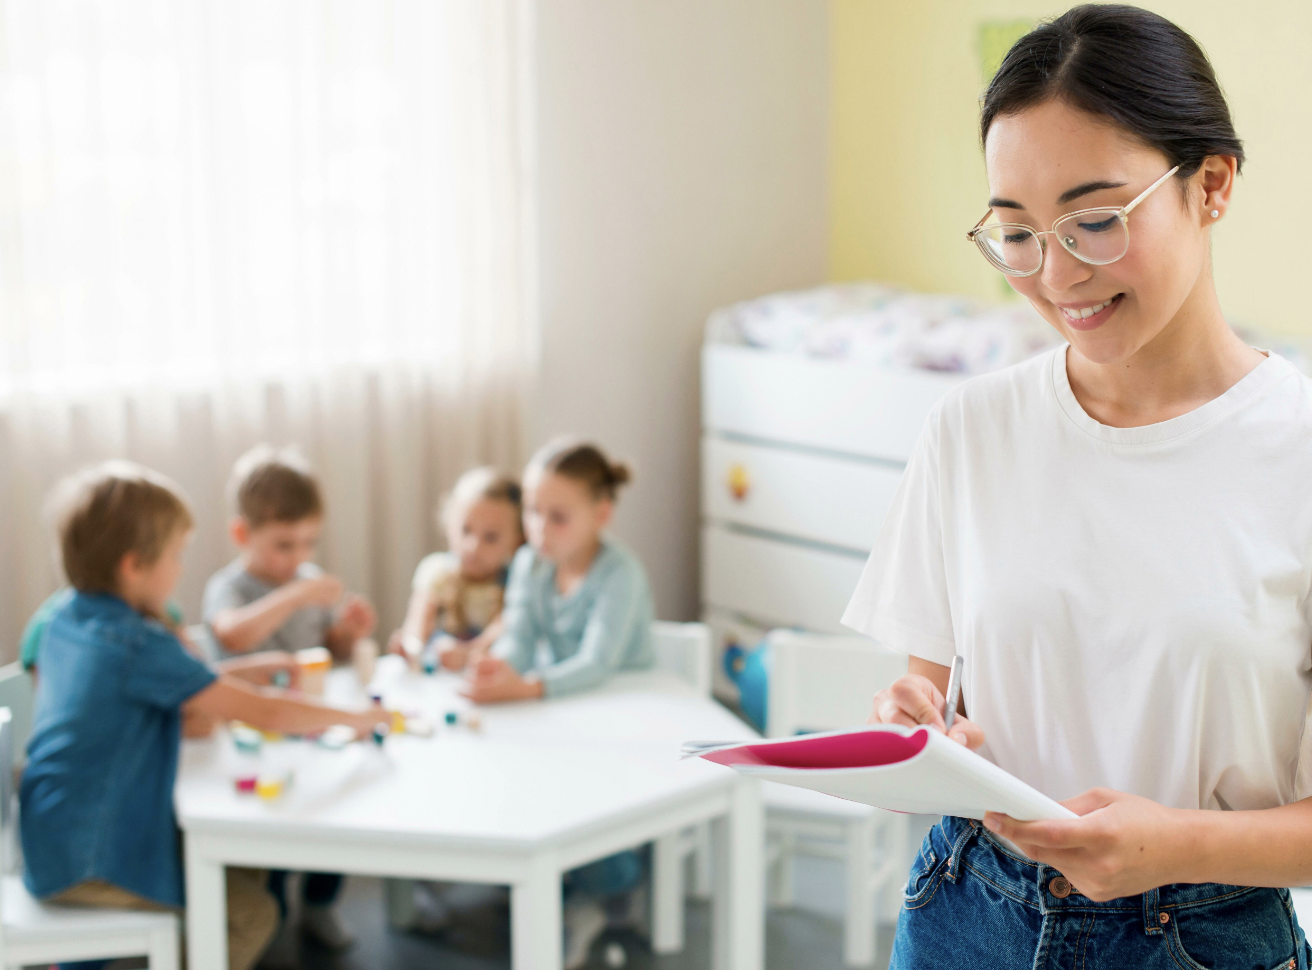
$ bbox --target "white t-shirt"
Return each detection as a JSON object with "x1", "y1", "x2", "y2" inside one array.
[{"x1": 843, "y1": 346, "x2": 1312, "y2": 812}]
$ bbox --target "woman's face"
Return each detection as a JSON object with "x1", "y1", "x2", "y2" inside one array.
[{"x1": 985, "y1": 99, "x2": 1214, "y2": 366}]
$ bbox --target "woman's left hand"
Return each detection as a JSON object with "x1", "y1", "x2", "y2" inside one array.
[{"x1": 985, "y1": 788, "x2": 1194, "y2": 901}]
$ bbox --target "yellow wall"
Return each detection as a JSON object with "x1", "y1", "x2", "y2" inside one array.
[{"x1": 830, "y1": 0, "x2": 1311, "y2": 336}]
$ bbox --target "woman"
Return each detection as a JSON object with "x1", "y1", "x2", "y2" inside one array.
[{"x1": 845, "y1": 5, "x2": 1312, "y2": 967}]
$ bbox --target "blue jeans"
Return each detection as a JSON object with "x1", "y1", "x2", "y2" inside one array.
[
  {"x1": 565, "y1": 848, "x2": 647, "y2": 899},
  {"x1": 893, "y1": 815, "x2": 1310, "y2": 970}
]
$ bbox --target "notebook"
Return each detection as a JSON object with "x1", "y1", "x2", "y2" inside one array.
[{"x1": 689, "y1": 724, "x2": 1076, "y2": 821}]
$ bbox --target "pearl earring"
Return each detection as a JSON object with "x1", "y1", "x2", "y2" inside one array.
[{"x1": 1210, "y1": 209, "x2": 1219, "y2": 219}]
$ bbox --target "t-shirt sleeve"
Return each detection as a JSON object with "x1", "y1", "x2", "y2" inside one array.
[
  {"x1": 201, "y1": 569, "x2": 245, "y2": 623},
  {"x1": 538, "y1": 557, "x2": 648, "y2": 698},
  {"x1": 490, "y1": 547, "x2": 540, "y2": 673},
  {"x1": 841, "y1": 408, "x2": 957, "y2": 666},
  {"x1": 122, "y1": 623, "x2": 218, "y2": 709}
]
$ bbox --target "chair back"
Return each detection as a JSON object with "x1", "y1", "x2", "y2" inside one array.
[
  {"x1": 764, "y1": 630, "x2": 907, "y2": 738},
  {"x1": 0, "y1": 664, "x2": 34, "y2": 766},
  {"x1": 0, "y1": 705, "x2": 13, "y2": 893},
  {"x1": 651, "y1": 622, "x2": 713, "y2": 697}
]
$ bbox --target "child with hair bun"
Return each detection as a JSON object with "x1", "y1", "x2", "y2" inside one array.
[
  {"x1": 390, "y1": 466, "x2": 525, "y2": 671},
  {"x1": 464, "y1": 438, "x2": 653, "y2": 704},
  {"x1": 462, "y1": 439, "x2": 655, "y2": 969}
]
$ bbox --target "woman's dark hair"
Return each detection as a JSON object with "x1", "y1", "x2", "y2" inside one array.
[{"x1": 981, "y1": 5, "x2": 1244, "y2": 180}]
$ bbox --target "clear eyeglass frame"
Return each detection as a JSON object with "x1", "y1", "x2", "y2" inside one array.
[{"x1": 965, "y1": 166, "x2": 1180, "y2": 277}]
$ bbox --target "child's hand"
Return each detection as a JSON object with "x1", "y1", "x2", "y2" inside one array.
[
  {"x1": 439, "y1": 639, "x2": 471, "y2": 671},
  {"x1": 336, "y1": 595, "x2": 377, "y2": 639},
  {"x1": 297, "y1": 574, "x2": 345, "y2": 608},
  {"x1": 461, "y1": 656, "x2": 544, "y2": 704}
]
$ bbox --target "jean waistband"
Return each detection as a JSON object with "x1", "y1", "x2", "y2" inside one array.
[{"x1": 937, "y1": 814, "x2": 1272, "y2": 925}]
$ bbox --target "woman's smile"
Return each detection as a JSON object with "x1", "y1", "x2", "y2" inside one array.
[{"x1": 1057, "y1": 293, "x2": 1124, "y2": 331}]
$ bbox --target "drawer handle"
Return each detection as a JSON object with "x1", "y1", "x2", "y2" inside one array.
[{"x1": 727, "y1": 463, "x2": 750, "y2": 502}]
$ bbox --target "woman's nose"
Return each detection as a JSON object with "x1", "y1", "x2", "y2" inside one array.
[{"x1": 1040, "y1": 235, "x2": 1095, "y2": 292}]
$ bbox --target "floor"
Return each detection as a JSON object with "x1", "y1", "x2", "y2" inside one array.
[{"x1": 288, "y1": 876, "x2": 897, "y2": 970}]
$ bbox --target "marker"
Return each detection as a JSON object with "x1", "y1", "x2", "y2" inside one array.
[
  {"x1": 943, "y1": 655, "x2": 964, "y2": 735},
  {"x1": 444, "y1": 711, "x2": 459, "y2": 726},
  {"x1": 372, "y1": 723, "x2": 391, "y2": 746},
  {"x1": 271, "y1": 670, "x2": 290, "y2": 689}
]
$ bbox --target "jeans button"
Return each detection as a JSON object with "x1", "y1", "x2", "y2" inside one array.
[
  {"x1": 1048, "y1": 876, "x2": 1072, "y2": 899},
  {"x1": 1159, "y1": 912, "x2": 1170, "y2": 925}
]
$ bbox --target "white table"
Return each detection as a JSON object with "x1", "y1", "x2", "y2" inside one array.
[{"x1": 175, "y1": 662, "x2": 762, "y2": 970}]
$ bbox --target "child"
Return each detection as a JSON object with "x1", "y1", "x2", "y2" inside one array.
[
  {"x1": 203, "y1": 444, "x2": 375, "y2": 661},
  {"x1": 202, "y1": 445, "x2": 370, "y2": 964},
  {"x1": 463, "y1": 439, "x2": 654, "y2": 970},
  {"x1": 465, "y1": 439, "x2": 653, "y2": 704},
  {"x1": 389, "y1": 467, "x2": 523, "y2": 671},
  {"x1": 20, "y1": 462, "x2": 390, "y2": 970}
]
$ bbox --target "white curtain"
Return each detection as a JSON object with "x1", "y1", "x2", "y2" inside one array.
[{"x1": 0, "y1": 0, "x2": 536, "y2": 655}]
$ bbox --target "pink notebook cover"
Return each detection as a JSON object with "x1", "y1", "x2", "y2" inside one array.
[{"x1": 699, "y1": 726, "x2": 929, "y2": 770}]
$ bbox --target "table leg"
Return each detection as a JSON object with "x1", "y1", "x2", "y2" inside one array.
[
  {"x1": 511, "y1": 854, "x2": 562, "y2": 970},
  {"x1": 652, "y1": 832, "x2": 685, "y2": 953},
  {"x1": 184, "y1": 845, "x2": 226, "y2": 970},
  {"x1": 711, "y1": 778, "x2": 764, "y2": 970}
]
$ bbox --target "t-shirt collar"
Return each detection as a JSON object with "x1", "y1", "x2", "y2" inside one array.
[{"x1": 1050, "y1": 343, "x2": 1291, "y2": 445}]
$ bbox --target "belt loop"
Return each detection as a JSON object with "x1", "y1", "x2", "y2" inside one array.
[
  {"x1": 1143, "y1": 888, "x2": 1162, "y2": 936},
  {"x1": 947, "y1": 819, "x2": 976, "y2": 881}
]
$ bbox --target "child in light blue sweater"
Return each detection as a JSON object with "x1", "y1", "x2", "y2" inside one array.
[
  {"x1": 462, "y1": 439, "x2": 654, "y2": 969},
  {"x1": 464, "y1": 439, "x2": 653, "y2": 704}
]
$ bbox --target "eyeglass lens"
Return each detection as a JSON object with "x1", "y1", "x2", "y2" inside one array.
[{"x1": 974, "y1": 209, "x2": 1129, "y2": 276}]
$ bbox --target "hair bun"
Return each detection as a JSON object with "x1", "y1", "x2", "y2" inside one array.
[{"x1": 608, "y1": 461, "x2": 633, "y2": 488}]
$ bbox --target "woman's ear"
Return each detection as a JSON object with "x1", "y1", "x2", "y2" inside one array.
[
  {"x1": 1198, "y1": 154, "x2": 1237, "y2": 224},
  {"x1": 594, "y1": 498, "x2": 615, "y2": 531},
  {"x1": 228, "y1": 515, "x2": 249, "y2": 547}
]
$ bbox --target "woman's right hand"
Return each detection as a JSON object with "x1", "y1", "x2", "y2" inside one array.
[{"x1": 868, "y1": 672, "x2": 985, "y2": 750}]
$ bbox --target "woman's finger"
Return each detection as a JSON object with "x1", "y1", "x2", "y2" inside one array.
[
  {"x1": 887, "y1": 677, "x2": 946, "y2": 731},
  {"x1": 946, "y1": 714, "x2": 985, "y2": 750},
  {"x1": 985, "y1": 814, "x2": 1086, "y2": 849}
]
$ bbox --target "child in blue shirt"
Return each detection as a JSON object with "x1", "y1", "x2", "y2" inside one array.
[
  {"x1": 463, "y1": 439, "x2": 654, "y2": 970},
  {"x1": 21, "y1": 462, "x2": 391, "y2": 970}
]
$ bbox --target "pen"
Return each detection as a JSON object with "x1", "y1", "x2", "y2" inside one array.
[{"x1": 943, "y1": 654, "x2": 964, "y2": 734}]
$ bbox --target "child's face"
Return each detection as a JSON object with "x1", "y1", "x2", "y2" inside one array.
[
  {"x1": 119, "y1": 528, "x2": 190, "y2": 617},
  {"x1": 447, "y1": 497, "x2": 523, "y2": 581},
  {"x1": 523, "y1": 472, "x2": 612, "y2": 565},
  {"x1": 233, "y1": 515, "x2": 322, "y2": 586}
]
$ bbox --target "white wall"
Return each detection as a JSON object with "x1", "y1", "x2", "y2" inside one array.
[{"x1": 532, "y1": 0, "x2": 830, "y2": 620}]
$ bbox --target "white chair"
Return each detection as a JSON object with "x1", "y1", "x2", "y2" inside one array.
[
  {"x1": 0, "y1": 665, "x2": 34, "y2": 768},
  {"x1": 0, "y1": 706, "x2": 181, "y2": 969},
  {"x1": 650, "y1": 621, "x2": 713, "y2": 698},
  {"x1": 763, "y1": 630, "x2": 919, "y2": 968}
]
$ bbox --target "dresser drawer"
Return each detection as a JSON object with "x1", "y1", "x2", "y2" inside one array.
[
  {"x1": 703, "y1": 436, "x2": 903, "y2": 553},
  {"x1": 701, "y1": 524, "x2": 867, "y2": 634}
]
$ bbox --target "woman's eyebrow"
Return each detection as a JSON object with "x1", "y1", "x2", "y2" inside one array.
[{"x1": 1057, "y1": 179, "x2": 1128, "y2": 205}]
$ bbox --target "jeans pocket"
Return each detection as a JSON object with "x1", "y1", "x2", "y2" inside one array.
[
  {"x1": 1169, "y1": 888, "x2": 1299, "y2": 970},
  {"x1": 902, "y1": 833, "x2": 949, "y2": 910}
]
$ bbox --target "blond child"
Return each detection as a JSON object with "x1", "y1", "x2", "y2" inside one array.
[
  {"x1": 389, "y1": 467, "x2": 523, "y2": 671},
  {"x1": 19, "y1": 462, "x2": 390, "y2": 970},
  {"x1": 203, "y1": 445, "x2": 375, "y2": 661}
]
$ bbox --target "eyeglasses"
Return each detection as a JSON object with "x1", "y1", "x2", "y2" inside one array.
[{"x1": 965, "y1": 166, "x2": 1179, "y2": 277}]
